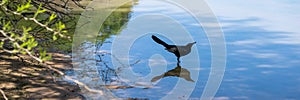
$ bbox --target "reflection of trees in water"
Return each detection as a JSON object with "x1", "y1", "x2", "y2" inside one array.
[
  {"x1": 98, "y1": 2, "x2": 134, "y2": 42},
  {"x1": 96, "y1": 43, "x2": 140, "y2": 85},
  {"x1": 96, "y1": 52, "x2": 119, "y2": 84},
  {"x1": 96, "y1": 2, "x2": 135, "y2": 84}
]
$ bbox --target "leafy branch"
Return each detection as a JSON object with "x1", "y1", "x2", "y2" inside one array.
[{"x1": 0, "y1": 0, "x2": 105, "y2": 99}]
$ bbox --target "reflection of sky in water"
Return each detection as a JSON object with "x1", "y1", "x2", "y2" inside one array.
[
  {"x1": 208, "y1": 0, "x2": 300, "y2": 100},
  {"x1": 99, "y1": 0, "x2": 300, "y2": 99}
]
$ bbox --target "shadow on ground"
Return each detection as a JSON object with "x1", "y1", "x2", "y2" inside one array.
[{"x1": 0, "y1": 51, "x2": 84, "y2": 99}]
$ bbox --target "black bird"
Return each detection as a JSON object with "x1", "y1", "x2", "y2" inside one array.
[{"x1": 151, "y1": 35, "x2": 196, "y2": 62}]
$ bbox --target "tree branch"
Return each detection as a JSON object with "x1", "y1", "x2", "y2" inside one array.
[
  {"x1": 0, "y1": 29, "x2": 104, "y2": 95},
  {"x1": 0, "y1": 0, "x2": 104, "y2": 97},
  {"x1": 0, "y1": 89, "x2": 8, "y2": 100},
  {"x1": 0, "y1": 5, "x2": 67, "y2": 39}
]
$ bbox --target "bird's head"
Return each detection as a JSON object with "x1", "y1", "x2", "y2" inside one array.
[{"x1": 187, "y1": 42, "x2": 196, "y2": 47}]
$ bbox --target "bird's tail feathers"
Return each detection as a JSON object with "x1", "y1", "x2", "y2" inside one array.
[{"x1": 151, "y1": 35, "x2": 169, "y2": 47}]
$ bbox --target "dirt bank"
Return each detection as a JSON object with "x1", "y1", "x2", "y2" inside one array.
[{"x1": 0, "y1": 50, "x2": 84, "y2": 100}]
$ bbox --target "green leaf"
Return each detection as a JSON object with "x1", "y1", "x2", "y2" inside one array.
[
  {"x1": 27, "y1": 38, "x2": 37, "y2": 50},
  {"x1": 49, "y1": 13, "x2": 57, "y2": 22},
  {"x1": 62, "y1": 30, "x2": 68, "y2": 33},
  {"x1": 21, "y1": 50, "x2": 27, "y2": 54},
  {"x1": 38, "y1": 9, "x2": 46, "y2": 13},
  {"x1": 38, "y1": 47, "x2": 43, "y2": 55},
  {"x1": 20, "y1": 27, "x2": 33, "y2": 42},
  {"x1": 15, "y1": 34, "x2": 20, "y2": 39},
  {"x1": 55, "y1": 21, "x2": 66, "y2": 31},
  {"x1": 60, "y1": 24, "x2": 65, "y2": 29},
  {"x1": 33, "y1": 3, "x2": 47, "y2": 18},
  {"x1": 53, "y1": 35, "x2": 57, "y2": 40},
  {"x1": 42, "y1": 54, "x2": 52, "y2": 61},
  {"x1": 12, "y1": 49, "x2": 19, "y2": 53},
  {"x1": 0, "y1": 42, "x2": 4, "y2": 48},
  {"x1": 22, "y1": 26, "x2": 32, "y2": 32},
  {"x1": 20, "y1": 41, "x2": 28, "y2": 48},
  {"x1": 17, "y1": 6, "x2": 23, "y2": 12},
  {"x1": 22, "y1": 26, "x2": 32, "y2": 34},
  {"x1": 38, "y1": 48, "x2": 52, "y2": 61},
  {"x1": 32, "y1": 41, "x2": 38, "y2": 47},
  {"x1": 20, "y1": 33, "x2": 28, "y2": 42},
  {"x1": 41, "y1": 50, "x2": 46, "y2": 56},
  {"x1": 17, "y1": 0, "x2": 32, "y2": 12},
  {"x1": 10, "y1": 32, "x2": 15, "y2": 38},
  {"x1": 12, "y1": 42, "x2": 18, "y2": 48},
  {"x1": 3, "y1": 21, "x2": 11, "y2": 30},
  {"x1": 24, "y1": 1, "x2": 31, "y2": 9}
]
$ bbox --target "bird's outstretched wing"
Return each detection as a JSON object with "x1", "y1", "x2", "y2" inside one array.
[{"x1": 151, "y1": 35, "x2": 169, "y2": 48}]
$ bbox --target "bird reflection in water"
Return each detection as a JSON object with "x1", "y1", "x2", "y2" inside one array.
[{"x1": 151, "y1": 62, "x2": 194, "y2": 82}]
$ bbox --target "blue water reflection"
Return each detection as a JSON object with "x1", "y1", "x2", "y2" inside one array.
[
  {"x1": 210, "y1": 1, "x2": 300, "y2": 99},
  {"x1": 215, "y1": 17, "x2": 300, "y2": 99},
  {"x1": 96, "y1": 0, "x2": 300, "y2": 99}
]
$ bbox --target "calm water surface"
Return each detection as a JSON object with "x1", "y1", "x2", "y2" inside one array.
[{"x1": 75, "y1": 0, "x2": 300, "y2": 99}]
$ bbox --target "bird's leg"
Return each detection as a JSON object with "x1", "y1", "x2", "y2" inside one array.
[{"x1": 176, "y1": 61, "x2": 181, "y2": 67}]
